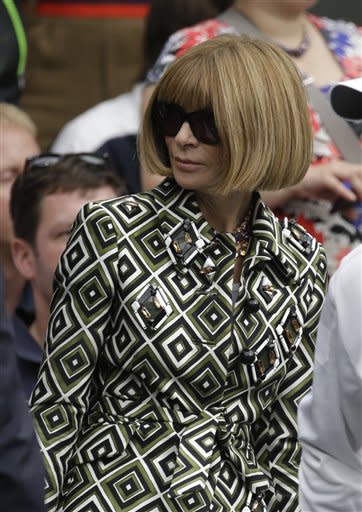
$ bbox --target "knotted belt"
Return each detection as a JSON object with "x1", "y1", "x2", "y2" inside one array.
[
  {"x1": 88, "y1": 403, "x2": 271, "y2": 507},
  {"x1": 165, "y1": 408, "x2": 269, "y2": 502}
]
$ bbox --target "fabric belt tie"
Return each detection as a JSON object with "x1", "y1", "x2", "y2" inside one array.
[
  {"x1": 91, "y1": 403, "x2": 271, "y2": 504},
  {"x1": 166, "y1": 409, "x2": 270, "y2": 501}
]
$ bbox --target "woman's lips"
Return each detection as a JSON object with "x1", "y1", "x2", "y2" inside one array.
[{"x1": 174, "y1": 156, "x2": 202, "y2": 171}]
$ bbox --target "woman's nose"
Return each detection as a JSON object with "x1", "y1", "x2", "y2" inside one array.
[{"x1": 174, "y1": 121, "x2": 198, "y2": 145}]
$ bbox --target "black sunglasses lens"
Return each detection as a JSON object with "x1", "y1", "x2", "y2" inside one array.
[
  {"x1": 190, "y1": 111, "x2": 219, "y2": 145},
  {"x1": 154, "y1": 102, "x2": 219, "y2": 145},
  {"x1": 156, "y1": 103, "x2": 184, "y2": 137}
]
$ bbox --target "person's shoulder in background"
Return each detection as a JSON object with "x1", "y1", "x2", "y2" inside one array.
[
  {"x1": 97, "y1": 134, "x2": 140, "y2": 194},
  {"x1": 0, "y1": 266, "x2": 45, "y2": 512},
  {"x1": 298, "y1": 243, "x2": 362, "y2": 512},
  {"x1": 51, "y1": 83, "x2": 144, "y2": 153},
  {"x1": 307, "y1": 12, "x2": 362, "y2": 69}
]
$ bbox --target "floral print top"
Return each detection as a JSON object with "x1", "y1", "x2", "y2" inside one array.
[{"x1": 146, "y1": 14, "x2": 362, "y2": 274}]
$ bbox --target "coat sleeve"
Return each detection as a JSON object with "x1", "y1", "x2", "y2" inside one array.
[
  {"x1": 0, "y1": 266, "x2": 45, "y2": 512},
  {"x1": 251, "y1": 244, "x2": 328, "y2": 512},
  {"x1": 30, "y1": 202, "x2": 120, "y2": 512}
]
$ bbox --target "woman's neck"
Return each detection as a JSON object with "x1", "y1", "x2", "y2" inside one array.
[
  {"x1": 196, "y1": 190, "x2": 253, "y2": 233},
  {"x1": 233, "y1": 0, "x2": 343, "y2": 86},
  {"x1": 234, "y1": 0, "x2": 307, "y2": 48}
]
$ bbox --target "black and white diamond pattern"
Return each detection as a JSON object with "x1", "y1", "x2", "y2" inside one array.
[{"x1": 31, "y1": 180, "x2": 328, "y2": 512}]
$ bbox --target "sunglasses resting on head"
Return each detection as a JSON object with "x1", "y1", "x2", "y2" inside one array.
[
  {"x1": 152, "y1": 102, "x2": 220, "y2": 145},
  {"x1": 24, "y1": 153, "x2": 109, "y2": 172}
]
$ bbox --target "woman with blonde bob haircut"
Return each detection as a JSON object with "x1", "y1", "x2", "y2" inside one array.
[
  {"x1": 140, "y1": 34, "x2": 312, "y2": 195},
  {"x1": 31, "y1": 35, "x2": 327, "y2": 512}
]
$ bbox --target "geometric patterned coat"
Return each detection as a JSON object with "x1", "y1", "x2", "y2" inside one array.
[{"x1": 30, "y1": 178, "x2": 328, "y2": 512}]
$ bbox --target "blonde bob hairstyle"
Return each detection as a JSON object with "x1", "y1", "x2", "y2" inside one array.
[{"x1": 139, "y1": 34, "x2": 313, "y2": 195}]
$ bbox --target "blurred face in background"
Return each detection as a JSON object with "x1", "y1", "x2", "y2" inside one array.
[
  {"x1": 0, "y1": 124, "x2": 40, "y2": 251},
  {"x1": 31, "y1": 186, "x2": 117, "y2": 304}
]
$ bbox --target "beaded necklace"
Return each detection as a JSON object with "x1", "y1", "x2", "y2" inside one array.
[
  {"x1": 233, "y1": 205, "x2": 253, "y2": 284},
  {"x1": 278, "y1": 27, "x2": 310, "y2": 58},
  {"x1": 234, "y1": 205, "x2": 253, "y2": 258},
  {"x1": 231, "y1": 8, "x2": 310, "y2": 59}
]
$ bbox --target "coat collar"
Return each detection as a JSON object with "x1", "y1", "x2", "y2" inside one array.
[
  {"x1": 149, "y1": 178, "x2": 301, "y2": 283},
  {"x1": 245, "y1": 198, "x2": 301, "y2": 283}
]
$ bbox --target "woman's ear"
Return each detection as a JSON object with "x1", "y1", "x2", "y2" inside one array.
[{"x1": 11, "y1": 238, "x2": 36, "y2": 281}]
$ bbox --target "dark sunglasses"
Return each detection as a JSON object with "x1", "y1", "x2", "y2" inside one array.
[
  {"x1": 25, "y1": 152, "x2": 109, "y2": 171},
  {"x1": 152, "y1": 102, "x2": 220, "y2": 145}
]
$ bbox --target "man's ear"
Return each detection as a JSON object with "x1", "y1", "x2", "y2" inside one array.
[{"x1": 11, "y1": 238, "x2": 36, "y2": 281}]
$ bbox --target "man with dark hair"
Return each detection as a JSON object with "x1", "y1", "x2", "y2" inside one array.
[{"x1": 10, "y1": 153, "x2": 125, "y2": 399}]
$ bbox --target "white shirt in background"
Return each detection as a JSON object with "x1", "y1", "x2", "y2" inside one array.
[
  {"x1": 51, "y1": 83, "x2": 144, "y2": 153},
  {"x1": 298, "y1": 244, "x2": 362, "y2": 512}
]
